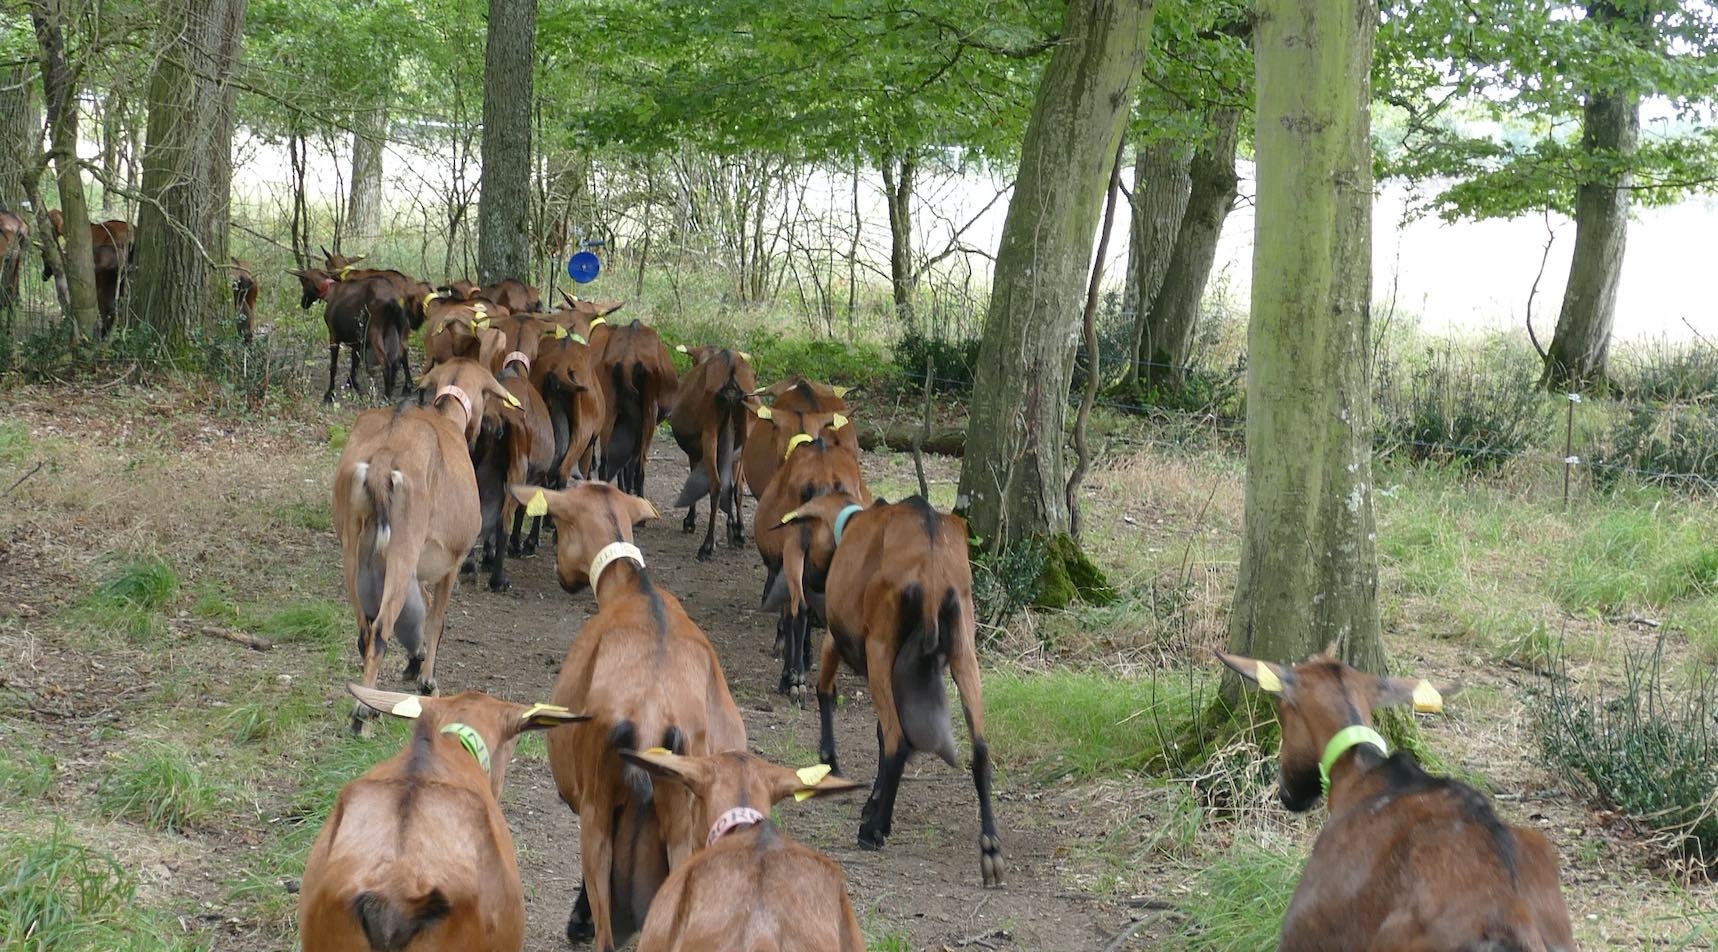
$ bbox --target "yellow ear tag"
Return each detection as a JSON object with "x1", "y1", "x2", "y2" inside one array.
[
  {"x1": 783, "y1": 433, "x2": 814, "y2": 460},
  {"x1": 502, "y1": 392, "x2": 521, "y2": 409},
  {"x1": 474, "y1": 316, "x2": 490, "y2": 330},
  {"x1": 831, "y1": 413, "x2": 848, "y2": 430},
  {"x1": 572, "y1": 333, "x2": 588, "y2": 345},
  {"x1": 588, "y1": 316, "x2": 606, "y2": 329},
  {"x1": 755, "y1": 406, "x2": 773, "y2": 420},
  {"x1": 643, "y1": 746, "x2": 671, "y2": 756},
  {"x1": 794, "y1": 764, "x2": 833, "y2": 801},
  {"x1": 832, "y1": 386, "x2": 850, "y2": 398},
  {"x1": 338, "y1": 266, "x2": 354, "y2": 279},
  {"x1": 391, "y1": 695, "x2": 423, "y2": 718},
  {"x1": 1411, "y1": 681, "x2": 1443, "y2": 714},
  {"x1": 737, "y1": 351, "x2": 751, "y2": 361},
  {"x1": 520, "y1": 702, "x2": 571, "y2": 722},
  {"x1": 1255, "y1": 661, "x2": 1283, "y2": 694},
  {"x1": 675, "y1": 344, "x2": 688, "y2": 353},
  {"x1": 526, "y1": 489, "x2": 548, "y2": 518},
  {"x1": 780, "y1": 510, "x2": 799, "y2": 525},
  {"x1": 552, "y1": 324, "x2": 568, "y2": 339}
]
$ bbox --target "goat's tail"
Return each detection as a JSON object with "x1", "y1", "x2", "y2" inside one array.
[
  {"x1": 611, "y1": 721, "x2": 653, "y2": 811},
  {"x1": 351, "y1": 888, "x2": 452, "y2": 952},
  {"x1": 714, "y1": 368, "x2": 747, "y2": 514},
  {"x1": 380, "y1": 298, "x2": 406, "y2": 368},
  {"x1": 892, "y1": 583, "x2": 958, "y2": 765},
  {"x1": 353, "y1": 461, "x2": 403, "y2": 554},
  {"x1": 602, "y1": 361, "x2": 642, "y2": 481}
]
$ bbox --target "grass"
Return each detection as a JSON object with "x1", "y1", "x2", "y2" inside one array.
[
  {"x1": 0, "y1": 747, "x2": 55, "y2": 800},
  {"x1": 984, "y1": 668, "x2": 1209, "y2": 781},
  {"x1": 79, "y1": 554, "x2": 181, "y2": 639},
  {"x1": 1173, "y1": 841, "x2": 1302, "y2": 951},
  {"x1": 1549, "y1": 505, "x2": 1718, "y2": 614},
  {"x1": 250, "y1": 599, "x2": 347, "y2": 651},
  {"x1": 0, "y1": 421, "x2": 30, "y2": 465},
  {"x1": 0, "y1": 825, "x2": 204, "y2": 951},
  {"x1": 98, "y1": 742, "x2": 219, "y2": 833}
]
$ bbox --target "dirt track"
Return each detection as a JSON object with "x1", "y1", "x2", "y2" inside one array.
[{"x1": 417, "y1": 447, "x2": 1125, "y2": 951}]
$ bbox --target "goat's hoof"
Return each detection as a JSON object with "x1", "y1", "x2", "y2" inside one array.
[
  {"x1": 857, "y1": 827, "x2": 887, "y2": 851},
  {"x1": 776, "y1": 672, "x2": 794, "y2": 695},
  {"x1": 522, "y1": 542, "x2": 538, "y2": 556},
  {"x1": 566, "y1": 894, "x2": 594, "y2": 944},
  {"x1": 418, "y1": 677, "x2": 437, "y2": 696},
  {"x1": 696, "y1": 544, "x2": 715, "y2": 562},
  {"x1": 821, "y1": 756, "x2": 841, "y2": 776},
  {"x1": 489, "y1": 576, "x2": 511, "y2": 593},
  {"x1": 507, "y1": 543, "x2": 523, "y2": 558},
  {"x1": 682, "y1": 513, "x2": 697, "y2": 533},
  {"x1": 402, "y1": 657, "x2": 424, "y2": 681},
  {"x1": 348, "y1": 704, "x2": 376, "y2": 736},
  {"x1": 980, "y1": 835, "x2": 1005, "y2": 887},
  {"x1": 460, "y1": 561, "x2": 476, "y2": 577}
]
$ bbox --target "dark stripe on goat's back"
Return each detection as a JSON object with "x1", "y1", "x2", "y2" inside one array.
[
  {"x1": 905, "y1": 494, "x2": 940, "y2": 542},
  {"x1": 395, "y1": 719, "x2": 439, "y2": 835},
  {"x1": 1377, "y1": 752, "x2": 1520, "y2": 882}
]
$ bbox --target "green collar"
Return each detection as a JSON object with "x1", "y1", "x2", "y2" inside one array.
[
  {"x1": 832, "y1": 504, "x2": 865, "y2": 545},
  {"x1": 1319, "y1": 724, "x2": 1388, "y2": 796},
  {"x1": 440, "y1": 722, "x2": 492, "y2": 775}
]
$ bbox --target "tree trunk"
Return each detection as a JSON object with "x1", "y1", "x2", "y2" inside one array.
[
  {"x1": 1541, "y1": 82, "x2": 1638, "y2": 391},
  {"x1": 346, "y1": 103, "x2": 387, "y2": 241},
  {"x1": 476, "y1": 0, "x2": 536, "y2": 285},
  {"x1": 955, "y1": 0, "x2": 1153, "y2": 603},
  {"x1": 881, "y1": 152, "x2": 916, "y2": 326},
  {"x1": 0, "y1": 63, "x2": 39, "y2": 212},
  {"x1": 99, "y1": 88, "x2": 122, "y2": 215},
  {"x1": 1227, "y1": 0, "x2": 1383, "y2": 680},
  {"x1": 30, "y1": 0, "x2": 101, "y2": 341},
  {"x1": 1142, "y1": 107, "x2": 1242, "y2": 389},
  {"x1": 132, "y1": 0, "x2": 248, "y2": 347},
  {"x1": 1120, "y1": 138, "x2": 1192, "y2": 388}
]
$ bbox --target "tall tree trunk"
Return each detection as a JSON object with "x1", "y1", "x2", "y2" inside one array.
[
  {"x1": 0, "y1": 63, "x2": 39, "y2": 211},
  {"x1": 1227, "y1": 0, "x2": 1383, "y2": 680},
  {"x1": 346, "y1": 103, "x2": 387, "y2": 242},
  {"x1": 881, "y1": 152, "x2": 916, "y2": 326},
  {"x1": 132, "y1": 0, "x2": 247, "y2": 347},
  {"x1": 99, "y1": 88, "x2": 122, "y2": 215},
  {"x1": 1541, "y1": 65, "x2": 1638, "y2": 391},
  {"x1": 955, "y1": 0, "x2": 1153, "y2": 599},
  {"x1": 1142, "y1": 107, "x2": 1242, "y2": 389},
  {"x1": 1120, "y1": 138, "x2": 1192, "y2": 388},
  {"x1": 30, "y1": 0, "x2": 101, "y2": 341},
  {"x1": 477, "y1": 0, "x2": 536, "y2": 285}
]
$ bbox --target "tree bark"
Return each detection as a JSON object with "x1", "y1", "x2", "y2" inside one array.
[
  {"x1": 956, "y1": 0, "x2": 1154, "y2": 559},
  {"x1": 1120, "y1": 138, "x2": 1191, "y2": 388},
  {"x1": 346, "y1": 103, "x2": 387, "y2": 241},
  {"x1": 881, "y1": 152, "x2": 916, "y2": 326},
  {"x1": 476, "y1": 0, "x2": 536, "y2": 285},
  {"x1": 132, "y1": 0, "x2": 248, "y2": 347},
  {"x1": 30, "y1": 0, "x2": 101, "y2": 341},
  {"x1": 1227, "y1": 0, "x2": 1384, "y2": 679},
  {"x1": 1142, "y1": 106, "x2": 1242, "y2": 389},
  {"x1": 0, "y1": 63, "x2": 39, "y2": 212},
  {"x1": 1541, "y1": 13, "x2": 1639, "y2": 392},
  {"x1": 99, "y1": 88, "x2": 122, "y2": 215}
]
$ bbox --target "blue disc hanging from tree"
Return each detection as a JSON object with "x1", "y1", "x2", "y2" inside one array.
[{"x1": 567, "y1": 250, "x2": 602, "y2": 284}]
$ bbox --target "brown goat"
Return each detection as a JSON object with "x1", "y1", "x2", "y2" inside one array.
[
  {"x1": 423, "y1": 299, "x2": 505, "y2": 369},
  {"x1": 477, "y1": 278, "x2": 542, "y2": 313},
  {"x1": 531, "y1": 329, "x2": 607, "y2": 486},
  {"x1": 669, "y1": 348, "x2": 758, "y2": 561},
  {"x1": 752, "y1": 431, "x2": 869, "y2": 700},
  {"x1": 517, "y1": 480, "x2": 747, "y2": 951},
  {"x1": 742, "y1": 405, "x2": 861, "y2": 506},
  {"x1": 759, "y1": 375, "x2": 850, "y2": 414},
  {"x1": 43, "y1": 210, "x2": 133, "y2": 337},
  {"x1": 231, "y1": 260, "x2": 259, "y2": 341},
  {"x1": 595, "y1": 319, "x2": 679, "y2": 495},
  {"x1": 621, "y1": 749, "x2": 866, "y2": 952},
  {"x1": 333, "y1": 358, "x2": 520, "y2": 733},
  {"x1": 778, "y1": 494, "x2": 1003, "y2": 887},
  {"x1": 0, "y1": 208, "x2": 27, "y2": 305},
  {"x1": 554, "y1": 290, "x2": 626, "y2": 332},
  {"x1": 1216, "y1": 651, "x2": 1575, "y2": 951},
  {"x1": 299, "y1": 684, "x2": 587, "y2": 952}
]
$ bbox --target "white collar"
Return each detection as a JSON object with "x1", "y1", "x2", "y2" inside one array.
[
  {"x1": 502, "y1": 350, "x2": 531, "y2": 372},
  {"x1": 706, "y1": 806, "x2": 767, "y2": 847},
  {"x1": 433, "y1": 384, "x2": 472, "y2": 424},
  {"x1": 589, "y1": 541, "x2": 645, "y2": 601}
]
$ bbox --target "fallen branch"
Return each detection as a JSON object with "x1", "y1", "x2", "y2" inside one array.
[
  {"x1": 6, "y1": 460, "x2": 44, "y2": 494},
  {"x1": 199, "y1": 624, "x2": 273, "y2": 652}
]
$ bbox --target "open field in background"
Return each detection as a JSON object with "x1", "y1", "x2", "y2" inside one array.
[{"x1": 2, "y1": 299, "x2": 1716, "y2": 948}]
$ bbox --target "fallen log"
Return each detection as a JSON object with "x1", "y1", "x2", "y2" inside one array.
[{"x1": 857, "y1": 422, "x2": 966, "y2": 457}]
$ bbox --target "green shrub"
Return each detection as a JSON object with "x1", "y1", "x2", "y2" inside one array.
[
  {"x1": 99, "y1": 742, "x2": 217, "y2": 832},
  {"x1": 1611, "y1": 340, "x2": 1718, "y2": 404},
  {"x1": 0, "y1": 825, "x2": 199, "y2": 951},
  {"x1": 1375, "y1": 340, "x2": 1550, "y2": 471},
  {"x1": 744, "y1": 336, "x2": 894, "y2": 390},
  {"x1": 1597, "y1": 403, "x2": 1718, "y2": 491},
  {"x1": 890, "y1": 331, "x2": 981, "y2": 394},
  {"x1": 1535, "y1": 639, "x2": 1718, "y2": 865}
]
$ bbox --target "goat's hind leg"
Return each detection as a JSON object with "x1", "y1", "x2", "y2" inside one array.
[{"x1": 414, "y1": 570, "x2": 458, "y2": 695}]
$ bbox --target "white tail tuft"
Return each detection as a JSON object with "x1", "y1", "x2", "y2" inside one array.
[
  {"x1": 351, "y1": 462, "x2": 371, "y2": 509},
  {"x1": 390, "y1": 470, "x2": 406, "y2": 490}
]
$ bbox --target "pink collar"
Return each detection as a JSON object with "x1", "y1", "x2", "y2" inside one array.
[
  {"x1": 316, "y1": 276, "x2": 336, "y2": 295},
  {"x1": 706, "y1": 807, "x2": 767, "y2": 847},
  {"x1": 433, "y1": 384, "x2": 473, "y2": 423},
  {"x1": 502, "y1": 350, "x2": 531, "y2": 372}
]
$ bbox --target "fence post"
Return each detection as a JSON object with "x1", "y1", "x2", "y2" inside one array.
[{"x1": 1562, "y1": 392, "x2": 1581, "y2": 511}]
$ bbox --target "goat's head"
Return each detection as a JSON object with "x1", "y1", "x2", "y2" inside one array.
[
  {"x1": 322, "y1": 246, "x2": 366, "y2": 272},
  {"x1": 509, "y1": 481, "x2": 658, "y2": 594},
  {"x1": 774, "y1": 489, "x2": 867, "y2": 569},
  {"x1": 289, "y1": 268, "x2": 336, "y2": 310},
  {"x1": 1216, "y1": 652, "x2": 1457, "y2": 812},
  {"x1": 444, "y1": 279, "x2": 481, "y2": 301},
  {"x1": 621, "y1": 749, "x2": 861, "y2": 847},
  {"x1": 420, "y1": 357, "x2": 522, "y2": 445},
  {"x1": 348, "y1": 684, "x2": 587, "y2": 800}
]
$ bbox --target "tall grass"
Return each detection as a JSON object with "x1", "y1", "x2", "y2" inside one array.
[
  {"x1": 983, "y1": 669, "x2": 1209, "y2": 781},
  {"x1": 80, "y1": 554, "x2": 181, "y2": 639},
  {"x1": 1173, "y1": 841, "x2": 1302, "y2": 950},
  {"x1": 98, "y1": 742, "x2": 218, "y2": 832},
  {"x1": 0, "y1": 825, "x2": 203, "y2": 951}
]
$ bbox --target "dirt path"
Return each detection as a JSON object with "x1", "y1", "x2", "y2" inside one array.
[{"x1": 423, "y1": 448, "x2": 1123, "y2": 951}]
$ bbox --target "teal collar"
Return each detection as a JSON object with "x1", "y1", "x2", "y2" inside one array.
[
  {"x1": 1319, "y1": 725, "x2": 1387, "y2": 795},
  {"x1": 441, "y1": 722, "x2": 492, "y2": 775},
  {"x1": 832, "y1": 504, "x2": 865, "y2": 545}
]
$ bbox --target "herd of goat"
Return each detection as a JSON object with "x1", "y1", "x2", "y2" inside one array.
[{"x1": 0, "y1": 216, "x2": 1585, "y2": 949}]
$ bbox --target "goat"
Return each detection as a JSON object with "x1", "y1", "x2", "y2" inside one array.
[
  {"x1": 777, "y1": 494, "x2": 1004, "y2": 887},
  {"x1": 554, "y1": 290, "x2": 626, "y2": 333},
  {"x1": 751, "y1": 430, "x2": 868, "y2": 701},
  {"x1": 669, "y1": 348, "x2": 758, "y2": 560},
  {"x1": 758, "y1": 375, "x2": 850, "y2": 414},
  {"x1": 321, "y1": 245, "x2": 367, "y2": 272},
  {"x1": 423, "y1": 298, "x2": 504, "y2": 370},
  {"x1": 742, "y1": 405, "x2": 861, "y2": 506},
  {"x1": 516, "y1": 480, "x2": 747, "y2": 951},
  {"x1": 471, "y1": 314, "x2": 559, "y2": 581},
  {"x1": 300, "y1": 684, "x2": 588, "y2": 952},
  {"x1": 595, "y1": 319, "x2": 678, "y2": 496},
  {"x1": 0, "y1": 208, "x2": 27, "y2": 306},
  {"x1": 321, "y1": 274, "x2": 416, "y2": 402},
  {"x1": 477, "y1": 278, "x2": 542, "y2": 313},
  {"x1": 1215, "y1": 651, "x2": 1576, "y2": 951},
  {"x1": 532, "y1": 329, "x2": 606, "y2": 487},
  {"x1": 42, "y1": 210, "x2": 133, "y2": 337},
  {"x1": 620, "y1": 749, "x2": 866, "y2": 952},
  {"x1": 231, "y1": 260, "x2": 258, "y2": 341},
  {"x1": 332, "y1": 358, "x2": 521, "y2": 733}
]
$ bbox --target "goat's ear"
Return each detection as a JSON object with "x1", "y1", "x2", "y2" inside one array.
[
  {"x1": 511, "y1": 484, "x2": 560, "y2": 518},
  {"x1": 751, "y1": 404, "x2": 773, "y2": 420},
  {"x1": 1373, "y1": 676, "x2": 1459, "y2": 714},
  {"x1": 347, "y1": 683, "x2": 427, "y2": 719},
  {"x1": 514, "y1": 702, "x2": 590, "y2": 731},
  {"x1": 620, "y1": 749, "x2": 711, "y2": 791},
  {"x1": 772, "y1": 762, "x2": 864, "y2": 804},
  {"x1": 1214, "y1": 651, "x2": 1296, "y2": 696},
  {"x1": 625, "y1": 493, "x2": 661, "y2": 526},
  {"x1": 598, "y1": 300, "x2": 625, "y2": 317}
]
